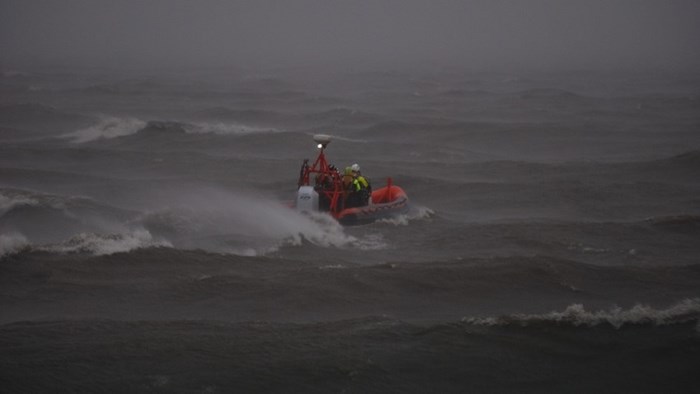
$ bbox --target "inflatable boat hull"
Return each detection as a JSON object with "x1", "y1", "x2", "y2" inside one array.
[{"x1": 337, "y1": 185, "x2": 409, "y2": 225}]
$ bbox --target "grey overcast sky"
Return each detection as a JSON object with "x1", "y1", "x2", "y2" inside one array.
[{"x1": 1, "y1": 0, "x2": 699, "y2": 71}]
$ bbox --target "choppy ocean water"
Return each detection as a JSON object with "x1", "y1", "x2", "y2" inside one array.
[{"x1": 1, "y1": 68, "x2": 699, "y2": 392}]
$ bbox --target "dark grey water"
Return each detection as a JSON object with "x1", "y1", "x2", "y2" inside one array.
[{"x1": 1, "y1": 68, "x2": 700, "y2": 392}]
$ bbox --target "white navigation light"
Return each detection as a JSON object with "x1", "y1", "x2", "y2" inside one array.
[{"x1": 313, "y1": 134, "x2": 332, "y2": 149}]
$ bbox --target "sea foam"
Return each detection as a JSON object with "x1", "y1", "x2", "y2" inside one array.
[
  {"x1": 464, "y1": 299, "x2": 700, "y2": 330},
  {"x1": 138, "y1": 189, "x2": 386, "y2": 256},
  {"x1": 0, "y1": 233, "x2": 29, "y2": 258},
  {"x1": 376, "y1": 205, "x2": 434, "y2": 226}
]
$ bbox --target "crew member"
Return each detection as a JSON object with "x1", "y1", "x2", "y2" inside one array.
[
  {"x1": 351, "y1": 163, "x2": 371, "y2": 206},
  {"x1": 342, "y1": 166, "x2": 359, "y2": 208}
]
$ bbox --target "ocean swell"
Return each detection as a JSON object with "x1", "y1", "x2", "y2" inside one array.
[
  {"x1": 37, "y1": 230, "x2": 171, "y2": 255},
  {"x1": 464, "y1": 299, "x2": 700, "y2": 330},
  {"x1": 62, "y1": 117, "x2": 277, "y2": 143},
  {"x1": 62, "y1": 116, "x2": 147, "y2": 143}
]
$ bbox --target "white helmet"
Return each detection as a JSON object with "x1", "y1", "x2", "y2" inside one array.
[{"x1": 351, "y1": 163, "x2": 360, "y2": 172}]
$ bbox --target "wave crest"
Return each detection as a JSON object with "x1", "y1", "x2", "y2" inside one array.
[
  {"x1": 0, "y1": 191, "x2": 40, "y2": 215},
  {"x1": 62, "y1": 116, "x2": 278, "y2": 143},
  {"x1": 0, "y1": 232, "x2": 30, "y2": 258},
  {"x1": 62, "y1": 116, "x2": 146, "y2": 143},
  {"x1": 464, "y1": 299, "x2": 700, "y2": 329},
  {"x1": 184, "y1": 121, "x2": 277, "y2": 135},
  {"x1": 38, "y1": 230, "x2": 171, "y2": 256}
]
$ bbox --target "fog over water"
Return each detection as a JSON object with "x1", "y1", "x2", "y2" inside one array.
[
  {"x1": 2, "y1": 1, "x2": 700, "y2": 393},
  {"x1": 2, "y1": 0, "x2": 699, "y2": 71}
]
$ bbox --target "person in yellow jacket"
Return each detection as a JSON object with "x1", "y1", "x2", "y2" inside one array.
[
  {"x1": 342, "y1": 166, "x2": 358, "y2": 208},
  {"x1": 351, "y1": 163, "x2": 371, "y2": 206}
]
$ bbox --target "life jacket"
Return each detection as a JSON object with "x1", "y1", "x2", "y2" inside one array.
[
  {"x1": 351, "y1": 178, "x2": 361, "y2": 191},
  {"x1": 356, "y1": 175, "x2": 369, "y2": 189}
]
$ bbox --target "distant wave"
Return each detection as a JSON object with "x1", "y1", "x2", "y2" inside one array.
[
  {"x1": 0, "y1": 188, "x2": 128, "y2": 220},
  {"x1": 0, "y1": 190, "x2": 40, "y2": 214},
  {"x1": 1, "y1": 70, "x2": 31, "y2": 78},
  {"x1": 0, "y1": 188, "x2": 102, "y2": 220},
  {"x1": 0, "y1": 103, "x2": 58, "y2": 119},
  {"x1": 192, "y1": 106, "x2": 379, "y2": 127},
  {"x1": 62, "y1": 117, "x2": 278, "y2": 143},
  {"x1": 0, "y1": 103, "x2": 88, "y2": 126},
  {"x1": 517, "y1": 88, "x2": 585, "y2": 100},
  {"x1": 62, "y1": 116, "x2": 147, "y2": 143},
  {"x1": 645, "y1": 214, "x2": 700, "y2": 231},
  {"x1": 81, "y1": 79, "x2": 165, "y2": 95},
  {"x1": 184, "y1": 121, "x2": 277, "y2": 135},
  {"x1": 661, "y1": 150, "x2": 700, "y2": 166},
  {"x1": 306, "y1": 107, "x2": 382, "y2": 125},
  {"x1": 464, "y1": 299, "x2": 700, "y2": 329},
  {"x1": 192, "y1": 108, "x2": 290, "y2": 123},
  {"x1": 438, "y1": 89, "x2": 492, "y2": 98}
]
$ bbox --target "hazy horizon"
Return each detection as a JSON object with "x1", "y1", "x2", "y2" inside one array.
[{"x1": 2, "y1": 0, "x2": 699, "y2": 73}]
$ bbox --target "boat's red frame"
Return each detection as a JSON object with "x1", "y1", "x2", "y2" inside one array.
[
  {"x1": 297, "y1": 146, "x2": 344, "y2": 217},
  {"x1": 298, "y1": 145, "x2": 399, "y2": 218}
]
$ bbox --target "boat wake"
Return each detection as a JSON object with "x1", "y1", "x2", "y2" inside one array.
[{"x1": 376, "y1": 205, "x2": 435, "y2": 226}]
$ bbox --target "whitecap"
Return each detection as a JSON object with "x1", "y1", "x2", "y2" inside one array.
[
  {"x1": 39, "y1": 229, "x2": 171, "y2": 256},
  {"x1": 0, "y1": 191, "x2": 39, "y2": 214},
  {"x1": 62, "y1": 116, "x2": 146, "y2": 143},
  {"x1": 463, "y1": 299, "x2": 700, "y2": 329},
  {"x1": 0, "y1": 232, "x2": 29, "y2": 258},
  {"x1": 376, "y1": 205, "x2": 434, "y2": 226}
]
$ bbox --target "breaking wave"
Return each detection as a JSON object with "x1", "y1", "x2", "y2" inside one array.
[
  {"x1": 0, "y1": 188, "x2": 133, "y2": 231},
  {"x1": 0, "y1": 188, "x2": 99, "y2": 214},
  {"x1": 1, "y1": 188, "x2": 167, "y2": 257},
  {"x1": 62, "y1": 117, "x2": 278, "y2": 143},
  {"x1": 1, "y1": 187, "x2": 384, "y2": 258},
  {"x1": 37, "y1": 230, "x2": 170, "y2": 256},
  {"x1": 280, "y1": 211, "x2": 368, "y2": 249},
  {"x1": 62, "y1": 115, "x2": 147, "y2": 143},
  {"x1": 464, "y1": 299, "x2": 700, "y2": 330},
  {"x1": 0, "y1": 230, "x2": 170, "y2": 258},
  {"x1": 0, "y1": 191, "x2": 39, "y2": 214},
  {"x1": 0, "y1": 232, "x2": 29, "y2": 257}
]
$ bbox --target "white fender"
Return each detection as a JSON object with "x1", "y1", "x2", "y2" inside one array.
[{"x1": 296, "y1": 186, "x2": 319, "y2": 213}]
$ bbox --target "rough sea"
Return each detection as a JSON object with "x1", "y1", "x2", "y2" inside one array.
[{"x1": 1, "y1": 67, "x2": 699, "y2": 393}]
